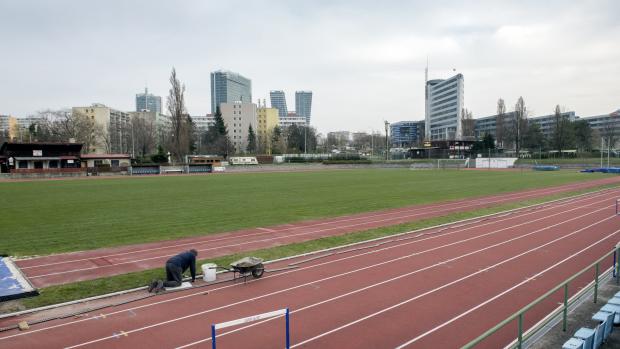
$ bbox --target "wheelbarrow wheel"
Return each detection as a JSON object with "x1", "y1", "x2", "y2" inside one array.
[{"x1": 252, "y1": 263, "x2": 265, "y2": 278}]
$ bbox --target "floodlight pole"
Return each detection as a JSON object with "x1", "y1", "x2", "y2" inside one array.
[
  {"x1": 608, "y1": 136, "x2": 611, "y2": 168},
  {"x1": 601, "y1": 138, "x2": 604, "y2": 168},
  {"x1": 384, "y1": 121, "x2": 390, "y2": 161}
]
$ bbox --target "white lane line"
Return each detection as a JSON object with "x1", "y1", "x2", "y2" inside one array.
[
  {"x1": 20, "y1": 179, "x2": 608, "y2": 271},
  {"x1": 176, "y1": 205, "x2": 613, "y2": 349},
  {"x1": 292, "y1": 217, "x2": 619, "y2": 348},
  {"x1": 256, "y1": 227, "x2": 276, "y2": 233},
  {"x1": 0, "y1": 191, "x2": 610, "y2": 342},
  {"x1": 63, "y1": 205, "x2": 614, "y2": 349},
  {"x1": 28, "y1": 187, "x2": 613, "y2": 278},
  {"x1": 394, "y1": 231, "x2": 620, "y2": 348}
]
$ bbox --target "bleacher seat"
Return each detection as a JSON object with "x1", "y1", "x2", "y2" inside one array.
[
  {"x1": 600, "y1": 303, "x2": 620, "y2": 325},
  {"x1": 574, "y1": 327, "x2": 595, "y2": 349},
  {"x1": 562, "y1": 337, "x2": 585, "y2": 349},
  {"x1": 607, "y1": 297, "x2": 620, "y2": 306},
  {"x1": 602, "y1": 312, "x2": 614, "y2": 340},
  {"x1": 593, "y1": 323, "x2": 605, "y2": 349}
]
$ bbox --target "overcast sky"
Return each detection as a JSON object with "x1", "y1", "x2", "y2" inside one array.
[{"x1": 1, "y1": 0, "x2": 618, "y2": 133}]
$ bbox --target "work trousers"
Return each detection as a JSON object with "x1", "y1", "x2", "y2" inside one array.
[{"x1": 163, "y1": 262, "x2": 183, "y2": 287}]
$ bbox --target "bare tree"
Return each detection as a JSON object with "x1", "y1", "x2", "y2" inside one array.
[
  {"x1": 495, "y1": 99, "x2": 506, "y2": 148},
  {"x1": 132, "y1": 114, "x2": 157, "y2": 157},
  {"x1": 167, "y1": 68, "x2": 192, "y2": 162},
  {"x1": 600, "y1": 111, "x2": 619, "y2": 152},
  {"x1": 36, "y1": 109, "x2": 103, "y2": 153},
  {"x1": 511, "y1": 97, "x2": 528, "y2": 158},
  {"x1": 550, "y1": 105, "x2": 574, "y2": 155},
  {"x1": 460, "y1": 108, "x2": 475, "y2": 140}
]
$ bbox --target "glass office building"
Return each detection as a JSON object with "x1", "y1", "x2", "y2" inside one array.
[
  {"x1": 390, "y1": 121, "x2": 425, "y2": 148},
  {"x1": 295, "y1": 91, "x2": 312, "y2": 124},
  {"x1": 210, "y1": 70, "x2": 252, "y2": 114},
  {"x1": 135, "y1": 88, "x2": 162, "y2": 114},
  {"x1": 425, "y1": 74, "x2": 464, "y2": 140},
  {"x1": 269, "y1": 90, "x2": 288, "y2": 117}
]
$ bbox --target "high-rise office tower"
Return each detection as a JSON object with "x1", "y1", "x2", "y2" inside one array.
[
  {"x1": 269, "y1": 90, "x2": 288, "y2": 117},
  {"x1": 135, "y1": 88, "x2": 162, "y2": 114},
  {"x1": 295, "y1": 91, "x2": 312, "y2": 124},
  {"x1": 210, "y1": 70, "x2": 252, "y2": 114},
  {"x1": 425, "y1": 73, "x2": 464, "y2": 140}
]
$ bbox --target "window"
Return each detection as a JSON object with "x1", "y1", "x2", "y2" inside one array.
[
  {"x1": 18, "y1": 160, "x2": 28, "y2": 169},
  {"x1": 49, "y1": 160, "x2": 58, "y2": 168},
  {"x1": 111, "y1": 160, "x2": 119, "y2": 167}
]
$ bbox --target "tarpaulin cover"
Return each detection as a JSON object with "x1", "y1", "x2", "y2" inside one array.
[
  {"x1": 0, "y1": 257, "x2": 38, "y2": 301},
  {"x1": 230, "y1": 257, "x2": 264, "y2": 268}
]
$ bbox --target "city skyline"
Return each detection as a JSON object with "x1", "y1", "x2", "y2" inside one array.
[{"x1": 1, "y1": 1, "x2": 619, "y2": 133}]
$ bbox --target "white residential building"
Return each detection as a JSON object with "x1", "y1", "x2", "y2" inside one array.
[
  {"x1": 192, "y1": 114, "x2": 215, "y2": 131},
  {"x1": 279, "y1": 112, "x2": 306, "y2": 128},
  {"x1": 220, "y1": 102, "x2": 257, "y2": 153}
]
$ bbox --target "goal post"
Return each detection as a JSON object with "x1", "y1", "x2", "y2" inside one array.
[{"x1": 436, "y1": 158, "x2": 470, "y2": 169}]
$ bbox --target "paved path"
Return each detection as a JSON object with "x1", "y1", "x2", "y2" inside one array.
[{"x1": 15, "y1": 176, "x2": 620, "y2": 288}]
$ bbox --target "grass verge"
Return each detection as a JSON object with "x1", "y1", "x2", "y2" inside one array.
[{"x1": 8, "y1": 182, "x2": 617, "y2": 313}]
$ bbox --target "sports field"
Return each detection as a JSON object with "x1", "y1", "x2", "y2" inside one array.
[{"x1": 0, "y1": 169, "x2": 613, "y2": 256}]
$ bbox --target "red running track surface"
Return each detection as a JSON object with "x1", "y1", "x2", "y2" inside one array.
[
  {"x1": 2, "y1": 187, "x2": 620, "y2": 348},
  {"x1": 15, "y1": 176, "x2": 620, "y2": 288}
]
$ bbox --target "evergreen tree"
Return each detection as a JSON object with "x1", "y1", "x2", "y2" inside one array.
[
  {"x1": 482, "y1": 133, "x2": 495, "y2": 150},
  {"x1": 213, "y1": 106, "x2": 227, "y2": 136},
  {"x1": 572, "y1": 120, "x2": 592, "y2": 152},
  {"x1": 246, "y1": 125, "x2": 257, "y2": 153},
  {"x1": 271, "y1": 125, "x2": 284, "y2": 154},
  {"x1": 523, "y1": 123, "x2": 545, "y2": 152},
  {"x1": 204, "y1": 106, "x2": 232, "y2": 156}
]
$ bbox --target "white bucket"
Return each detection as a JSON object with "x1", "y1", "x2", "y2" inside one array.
[{"x1": 202, "y1": 263, "x2": 217, "y2": 282}]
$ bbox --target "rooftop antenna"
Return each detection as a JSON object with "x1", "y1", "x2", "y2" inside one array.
[{"x1": 425, "y1": 55, "x2": 428, "y2": 84}]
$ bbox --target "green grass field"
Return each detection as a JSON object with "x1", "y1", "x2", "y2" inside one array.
[{"x1": 0, "y1": 169, "x2": 613, "y2": 256}]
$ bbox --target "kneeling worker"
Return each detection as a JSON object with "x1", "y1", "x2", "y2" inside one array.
[{"x1": 149, "y1": 249, "x2": 198, "y2": 292}]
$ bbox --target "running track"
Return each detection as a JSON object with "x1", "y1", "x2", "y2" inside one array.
[
  {"x1": 2, "y1": 187, "x2": 620, "y2": 348},
  {"x1": 16, "y1": 176, "x2": 620, "y2": 288}
]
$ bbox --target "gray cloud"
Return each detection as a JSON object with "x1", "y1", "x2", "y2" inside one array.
[{"x1": 1, "y1": 0, "x2": 618, "y2": 133}]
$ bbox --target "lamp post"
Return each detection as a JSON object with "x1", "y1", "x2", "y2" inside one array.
[
  {"x1": 304, "y1": 121, "x2": 307, "y2": 155},
  {"x1": 384, "y1": 121, "x2": 390, "y2": 161}
]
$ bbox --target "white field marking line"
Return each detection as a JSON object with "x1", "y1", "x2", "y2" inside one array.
[
  {"x1": 62, "y1": 203, "x2": 613, "y2": 349},
  {"x1": 1, "y1": 191, "x2": 610, "y2": 342},
  {"x1": 19, "y1": 179, "x2": 603, "y2": 270},
  {"x1": 173, "y1": 207, "x2": 617, "y2": 349},
  {"x1": 256, "y1": 227, "x2": 276, "y2": 233},
  {"x1": 393, "y1": 228, "x2": 620, "y2": 348},
  {"x1": 28, "y1": 185, "x2": 610, "y2": 278},
  {"x1": 291, "y1": 214, "x2": 619, "y2": 349}
]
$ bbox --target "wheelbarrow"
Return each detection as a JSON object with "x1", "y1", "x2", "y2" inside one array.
[{"x1": 216, "y1": 257, "x2": 265, "y2": 282}]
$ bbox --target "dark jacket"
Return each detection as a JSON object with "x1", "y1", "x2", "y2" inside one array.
[{"x1": 167, "y1": 251, "x2": 197, "y2": 281}]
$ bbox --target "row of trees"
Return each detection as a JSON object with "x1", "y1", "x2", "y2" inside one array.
[{"x1": 462, "y1": 97, "x2": 616, "y2": 156}]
